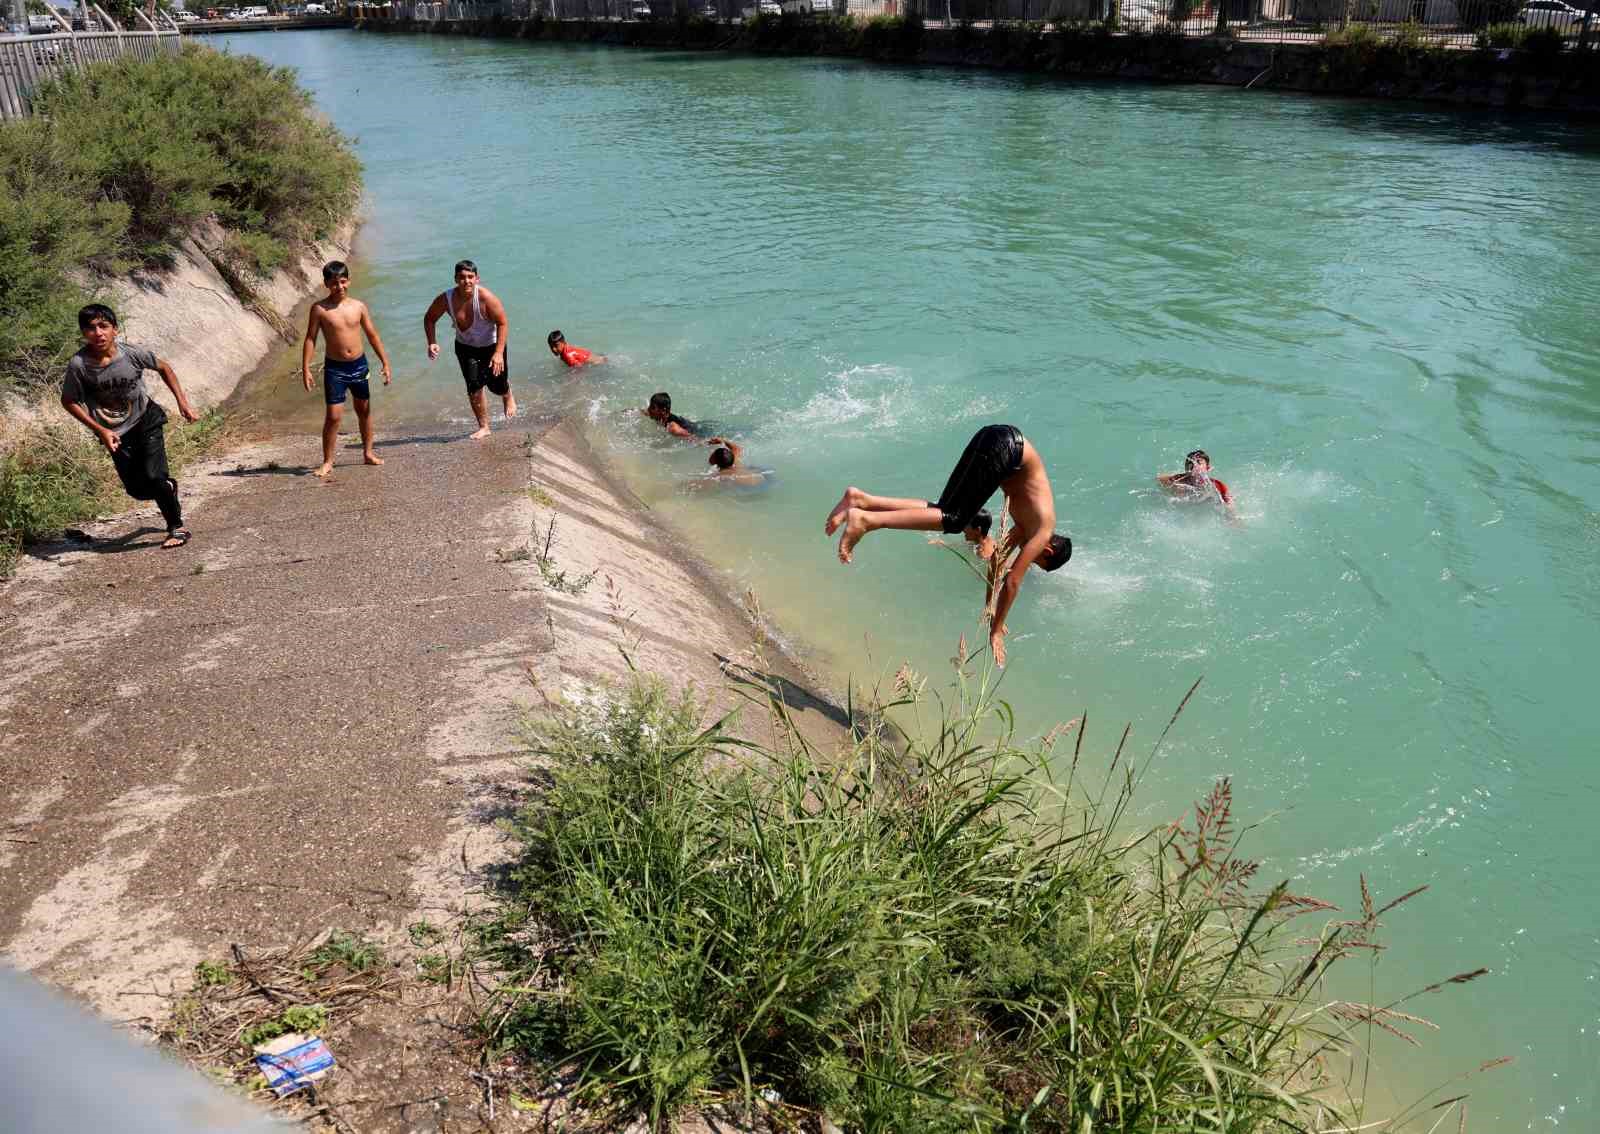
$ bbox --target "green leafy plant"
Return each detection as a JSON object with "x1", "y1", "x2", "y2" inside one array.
[{"x1": 308, "y1": 931, "x2": 382, "y2": 974}]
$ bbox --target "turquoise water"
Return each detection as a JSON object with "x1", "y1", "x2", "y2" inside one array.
[{"x1": 217, "y1": 31, "x2": 1599, "y2": 1127}]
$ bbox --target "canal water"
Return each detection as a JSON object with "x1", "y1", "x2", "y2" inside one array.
[{"x1": 214, "y1": 30, "x2": 1598, "y2": 1128}]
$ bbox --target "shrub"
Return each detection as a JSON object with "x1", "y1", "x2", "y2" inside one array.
[{"x1": 480, "y1": 668, "x2": 1483, "y2": 1131}]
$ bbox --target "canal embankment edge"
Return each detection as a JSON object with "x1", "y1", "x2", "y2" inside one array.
[{"x1": 358, "y1": 14, "x2": 1600, "y2": 115}]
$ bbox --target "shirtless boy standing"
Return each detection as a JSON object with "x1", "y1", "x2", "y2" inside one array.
[
  {"x1": 301, "y1": 261, "x2": 392, "y2": 477},
  {"x1": 423, "y1": 260, "x2": 516, "y2": 440},
  {"x1": 825, "y1": 424, "x2": 1071, "y2": 667}
]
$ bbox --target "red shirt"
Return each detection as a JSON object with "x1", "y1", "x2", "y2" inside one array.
[
  {"x1": 1175, "y1": 472, "x2": 1231, "y2": 504},
  {"x1": 558, "y1": 344, "x2": 593, "y2": 368}
]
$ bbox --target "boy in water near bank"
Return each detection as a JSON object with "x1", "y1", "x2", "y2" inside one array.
[
  {"x1": 687, "y1": 437, "x2": 768, "y2": 489},
  {"x1": 1158, "y1": 449, "x2": 1237, "y2": 519},
  {"x1": 825, "y1": 424, "x2": 1071, "y2": 667},
  {"x1": 302, "y1": 261, "x2": 392, "y2": 477},
  {"x1": 547, "y1": 330, "x2": 604, "y2": 369},
  {"x1": 424, "y1": 260, "x2": 517, "y2": 440},
  {"x1": 61, "y1": 304, "x2": 201, "y2": 549},
  {"x1": 644, "y1": 392, "x2": 697, "y2": 439}
]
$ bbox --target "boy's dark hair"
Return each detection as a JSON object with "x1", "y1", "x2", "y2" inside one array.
[
  {"x1": 547, "y1": 330, "x2": 565, "y2": 348},
  {"x1": 1039, "y1": 533, "x2": 1073, "y2": 573},
  {"x1": 454, "y1": 259, "x2": 478, "y2": 276},
  {"x1": 649, "y1": 392, "x2": 672, "y2": 414},
  {"x1": 1184, "y1": 449, "x2": 1211, "y2": 472},
  {"x1": 78, "y1": 303, "x2": 117, "y2": 330},
  {"x1": 322, "y1": 260, "x2": 349, "y2": 282},
  {"x1": 710, "y1": 446, "x2": 734, "y2": 470},
  {"x1": 966, "y1": 509, "x2": 992, "y2": 538}
]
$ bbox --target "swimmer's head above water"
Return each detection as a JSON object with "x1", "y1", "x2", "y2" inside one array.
[
  {"x1": 547, "y1": 330, "x2": 566, "y2": 354},
  {"x1": 647, "y1": 391, "x2": 673, "y2": 421},
  {"x1": 1185, "y1": 449, "x2": 1212, "y2": 474},
  {"x1": 709, "y1": 446, "x2": 735, "y2": 469}
]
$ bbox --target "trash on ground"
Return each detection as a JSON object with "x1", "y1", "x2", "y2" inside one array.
[{"x1": 253, "y1": 1033, "x2": 334, "y2": 1097}]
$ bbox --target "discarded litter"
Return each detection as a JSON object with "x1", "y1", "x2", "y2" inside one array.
[{"x1": 253, "y1": 1032, "x2": 334, "y2": 1097}]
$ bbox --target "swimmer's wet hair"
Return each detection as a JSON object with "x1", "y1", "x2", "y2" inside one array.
[
  {"x1": 547, "y1": 330, "x2": 564, "y2": 348},
  {"x1": 966, "y1": 509, "x2": 992, "y2": 538},
  {"x1": 649, "y1": 392, "x2": 672, "y2": 413},
  {"x1": 78, "y1": 303, "x2": 117, "y2": 330},
  {"x1": 710, "y1": 446, "x2": 735, "y2": 470},
  {"x1": 322, "y1": 260, "x2": 349, "y2": 282},
  {"x1": 1039, "y1": 533, "x2": 1072, "y2": 573},
  {"x1": 454, "y1": 259, "x2": 478, "y2": 276},
  {"x1": 1185, "y1": 449, "x2": 1211, "y2": 471}
]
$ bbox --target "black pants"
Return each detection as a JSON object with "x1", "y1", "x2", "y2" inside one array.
[
  {"x1": 111, "y1": 403, "x2": 183, "y2": 531},
  {"x1": 932, "y1": 424, "x2": 1023, "y2": 534},
  {"x1": 455, "y1": 341, "x2": 510, "y2": 396}
]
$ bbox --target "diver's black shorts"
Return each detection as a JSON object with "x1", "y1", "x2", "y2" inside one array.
[
  {"x1": 455, "y1": 341, "x2": 510, "y2": 396},
  {"x1": 933, "y1": 424, "x2": 1024, "y2": 535}
]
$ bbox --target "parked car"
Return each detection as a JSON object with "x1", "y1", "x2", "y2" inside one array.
[
  {"x1": 1518, "y1": 0, "x2": 1587, "y2": 30},
  {"x1": 173, "y1": 9, "x2": 200, "y2": 20},
  {"x1": 757, "y1": 0, "x2": 781, "y2": 12},
  {"x1": 630, "y1": 1, "x2": 652, "y2": 16},
  {"x1": 306, "y1": 1, "x2": 330, "y2": 11}
]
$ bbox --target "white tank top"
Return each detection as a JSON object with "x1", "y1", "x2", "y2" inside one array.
[{"x1": 443, "y1": 286, "x2": 497, "y2": 348}]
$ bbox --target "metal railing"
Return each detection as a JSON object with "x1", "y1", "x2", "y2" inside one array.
[{"x1": 0, "y1": 5, "x2": 181, "y2": 120}]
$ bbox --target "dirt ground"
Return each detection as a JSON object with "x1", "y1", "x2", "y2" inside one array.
[{"x1": 0, "y1": 413, "x2": 847, "y2": 1132}]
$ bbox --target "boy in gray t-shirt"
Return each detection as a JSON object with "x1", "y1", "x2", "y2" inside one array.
[{"x1": 61, "y1": 304, "x2": 201, "y2": 548}]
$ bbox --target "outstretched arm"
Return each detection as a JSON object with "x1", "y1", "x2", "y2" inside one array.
[
  {"x1": 360, "y1": 305, "x2": 392, "y2": 383},
  {"x1": 422, "y1": 293, "x2": 447, "y2": 361},
  {"x1": 155, "y1": 358, "x2": 199, "y2": 423},
  {"x1": 988, "y1": 531, "x2": 1051, "y2": 668},
  {"x1": 301, "y1": 307, "x2": 321, "y2": 391}
]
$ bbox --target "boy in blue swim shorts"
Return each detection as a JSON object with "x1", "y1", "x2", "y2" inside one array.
[{"x1": 301, "y1": 261, "x2": 393, "y2": 478}]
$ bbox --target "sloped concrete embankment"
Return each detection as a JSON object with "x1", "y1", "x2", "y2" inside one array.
[{"x1": 0, "y1": 414, "x2": 845, "y2": 1027}]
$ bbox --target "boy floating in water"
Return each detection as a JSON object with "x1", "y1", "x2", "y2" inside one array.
[
  {"x1": 423, "y1": 260, "x2": 516, "y2": 440},
  {"x1": 688, "y1": 437, "x2": 767, "y2": 489},
  {"x1": 825, "y1": 424, "x2": 1071, "y2": 667},
  {"x1": 644, "y1": 392, "x2": 697, "y2": 439},
  {"x1": 1158, "y1": 449, "x2": 1236, "y2": 518},
  {"x1": 302, "y1": 261, "x2": 392, "y2": 476},
  {"x1": 61, "y1": 304, "x2": 201, "y2": 549},
  {"x1": 547, "y1": 330, "x2": 604, "y2": 369}
]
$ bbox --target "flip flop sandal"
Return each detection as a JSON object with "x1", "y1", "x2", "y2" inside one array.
[{"x1": 162, "y1": 528, "x2": 192, "y2": 549}]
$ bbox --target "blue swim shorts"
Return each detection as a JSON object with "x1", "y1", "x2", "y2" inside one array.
[{"x1": 323, "y1": 354, "x2": 371, "y2": 405}]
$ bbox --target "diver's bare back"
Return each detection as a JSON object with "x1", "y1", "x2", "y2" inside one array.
[
  {"x1": 1005, "y1": 439, "x2": 1056, "y2": 549},
  {"x1": 316, "y1": 297, "x2": 369, "y2": 361}
]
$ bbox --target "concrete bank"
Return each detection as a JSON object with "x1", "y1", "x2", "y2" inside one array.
[
  {"x1": 0, "y1": 413, "x2": 846, "y2": 1023},
  {"x1": 356, "y1": 14, "x2": 1600, "y2": 114}
]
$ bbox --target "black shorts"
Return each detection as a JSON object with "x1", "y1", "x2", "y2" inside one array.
[
  {"x1": 933, "y1": 424, "x2": 1024, "y2": 535},
  {"x1": 110, "y1": 402, "x2": 172, "y2": 499},
  {"x1": 455, "y1": 340, "x2": 509, "y2": 396}
]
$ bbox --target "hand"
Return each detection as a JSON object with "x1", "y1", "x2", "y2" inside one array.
[
  {"x1": 381, "y1": 362, "x2": 392, "y2": 385},
  {"x1": 99, "y1": 428, "x2": 120, "y2": 454},
  {"x1": 707, "y1": 436, "x2": 725, "y2": 446},
  {"x1": 178, "y1": 402, "x2": 201, "y2": 424},
  {"x1": 990, "y1": 625, "x2": 1008, "y2": 668},
  {"x1": 490, "y1": 353, "x2": 504, "y2": 377},
  {"x1": 302, "y1": 369, "x2": 313, "y2": 392},
  {"x1": 427, "y1": 342, "x2": 440, "y2": 361}
]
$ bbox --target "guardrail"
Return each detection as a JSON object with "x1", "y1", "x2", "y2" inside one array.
[{"x1": 0, "y1": 4, "x2": 181, "y2": 120}]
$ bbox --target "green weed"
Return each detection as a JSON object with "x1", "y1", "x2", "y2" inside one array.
[
  {"x1": 307, "y1": 930, "x2": 382, "y2": 974},
  {"x1": 193, "y1": 959, "x2": 230, "y2": 987},
  {"x1": 477, "y1": 664, "x2": 1492, "y2": 1131}
]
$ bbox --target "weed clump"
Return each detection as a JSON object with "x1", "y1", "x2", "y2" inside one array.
[{"x1": 480, "y1": 666, "x2": 1491, "y2": 1131}]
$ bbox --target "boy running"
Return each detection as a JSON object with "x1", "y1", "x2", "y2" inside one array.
[
  {"x1": 423, "y1": 260, "x2": 516, "y2": 440},
  {"x1": 825, "y1": 424, "x2": 1071, "y2": 667},
  {"x1": 547, "y1": 330, "x2": 605, "y2": 368},
  {"x1": 302, "y1": 261, "x2": 392, "y2": 477},
  {"x1": 61, "y1": 304, "x2": 200, "y2": 549}
]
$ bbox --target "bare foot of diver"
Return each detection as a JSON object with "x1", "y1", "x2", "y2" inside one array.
[
  {"x1": 825, "y1": 487, "x2": 859, "y2": 536},
  {"x1": 363, "y1": 451, "x2": 384, "y2": 466},
  {"x1": 837, "y1": 509, "x2": 869, "y2": 564},
  {"x1": 312, "y1": 462, "x2": 334, "y2": 478},
  {"x1": 503, "y1": 393, "x2": 518, "y2": 419},
  {"x1": 469, "y1": 426, "x2": 491, "y2": 441}
]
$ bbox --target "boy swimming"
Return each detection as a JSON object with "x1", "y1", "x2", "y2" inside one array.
[
  {"x1": 687, "y1": 437, "x2": 768, "y2": 489},
  {"x1": 301, "y1": 261, "x2": 392, "y2": 476},
  {"x1": 547, "y1": 330, "x2": 605, "y2": 368},
  {"x1": 825, "y1": 424, "x2": 1071, "y2": 667},
  {"x1": 644, "y1": 392, "x2": 697, "y2": 439},
  {"x1": 1158, "y1": 449, "x2": 1236, "y2": 516},
  {"x1": 60, "y1": 304, "x2": 201, "y2": 549}
]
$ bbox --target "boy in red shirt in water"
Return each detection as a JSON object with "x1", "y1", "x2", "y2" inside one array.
[
  {"x1": 547, "y1": 330, "x2": 604, "y2": 368},
  {"x1": 1158, "y1": 449, "x2": 1237, "y2": 518}
]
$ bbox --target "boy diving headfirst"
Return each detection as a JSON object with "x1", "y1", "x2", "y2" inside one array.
[{"x1": 825, "y1": 424, "x2": 1070, "y2": 667}]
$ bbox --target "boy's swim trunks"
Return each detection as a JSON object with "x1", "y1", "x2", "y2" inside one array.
[
  {"x1": 456, "y1": 341, "x2": 510, "y2": 396},
  {"x1": 323, "y1": 354, "x2": 371, "y2": 405},
  {"x1": 933, "y1": 424, "x2": 1024, "y2": 535}
]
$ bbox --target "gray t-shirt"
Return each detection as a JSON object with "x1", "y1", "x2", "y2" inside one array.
[{"x1": 61, "y1": 344, "x2": 159, "y2": 436}]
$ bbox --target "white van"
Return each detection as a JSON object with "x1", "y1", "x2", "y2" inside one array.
[{"x1": 239, "y1": 5, "x2": 270, "y2": 17}]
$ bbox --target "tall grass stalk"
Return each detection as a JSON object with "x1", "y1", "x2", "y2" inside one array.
[{"x1": 479, "y1": 654, "x2": 1497, "y2": 1131}]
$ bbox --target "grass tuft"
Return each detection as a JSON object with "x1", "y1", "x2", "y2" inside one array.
[{"x1": 475, "y1": 663, "x2": 1491, "y2": 1131}]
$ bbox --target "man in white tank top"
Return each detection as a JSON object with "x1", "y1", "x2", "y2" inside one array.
[{"x1": 423, "y1": 259, "x2": 516, "y2": 440}]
